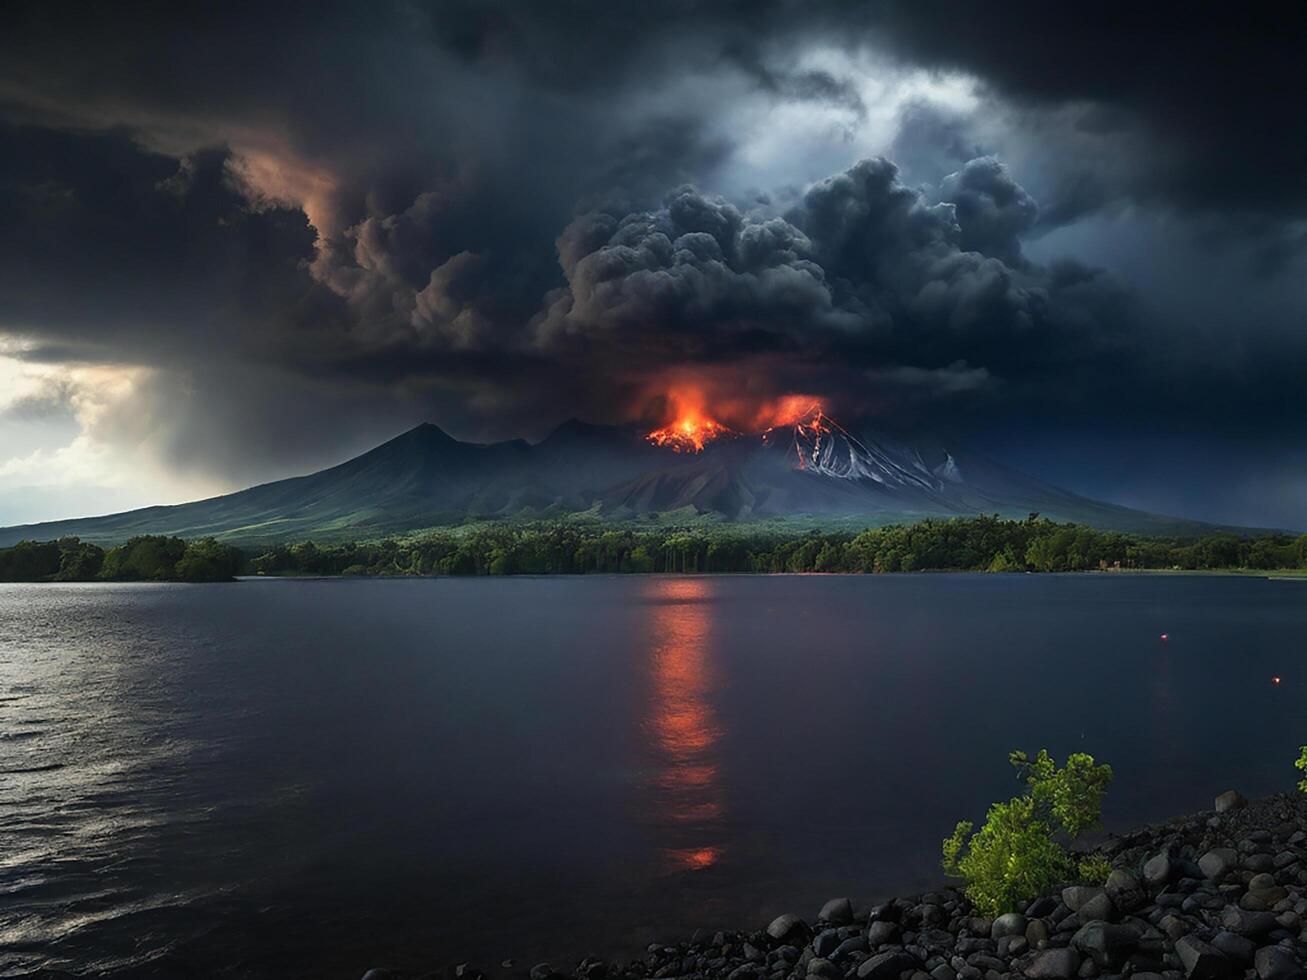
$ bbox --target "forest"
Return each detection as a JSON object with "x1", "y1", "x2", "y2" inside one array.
[
  {"x1": 245, "y1": 516, "x2": 1307, "y2": 576},
  {"x1": 2, "y1": 516, "x2": 1305, "y2": 582},
  {"x1": 0, "y1": 535, "x2": 243, "y2": 582}
]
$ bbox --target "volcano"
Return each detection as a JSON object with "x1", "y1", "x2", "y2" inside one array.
[{"x1": 0, "y1": 414, "x2": 1210, "y2": 546}]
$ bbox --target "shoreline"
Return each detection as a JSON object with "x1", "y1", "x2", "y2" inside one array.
[
  {"x1": 357, "y1": 791, "x2": 1307, "y2": 980},
  {"x1": 5, "y1": 567, "x2": 1298, "y2": 584}
]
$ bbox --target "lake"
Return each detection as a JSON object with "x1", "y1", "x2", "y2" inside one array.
[{"x1": 1, "y1": 574, "x2": 1304, "y2": 978}]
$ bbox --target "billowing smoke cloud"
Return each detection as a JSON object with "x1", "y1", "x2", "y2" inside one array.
[{"x1": 537, "y1": 156, "x2": 1134, "y2": 429}]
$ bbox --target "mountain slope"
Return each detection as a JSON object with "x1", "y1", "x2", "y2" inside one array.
[{"x1": 0, "y1": 419, "x2": 1216, "y2": 546}]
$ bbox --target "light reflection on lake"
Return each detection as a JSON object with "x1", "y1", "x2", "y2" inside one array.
[{"x1": 641, "y1": 577, "x2": 725, "y2": 871}]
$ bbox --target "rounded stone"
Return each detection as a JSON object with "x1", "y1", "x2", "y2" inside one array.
[
  {"x1": 1029, "y1": 920, "x2": 1052, "y2": 946},
  {"x1": 993, "y1": 912, "x2": 1029, "y2": 939},
  {"x1": 867, "y1": 921, "x2": 900, "y2": 947},
  {"x1": 1255, "y1": 946, "x2": 1306, "y2": 980},
  {"x1": 819, "y1": 898, "x2": 854, "y2": 925},
  {"x1": 1199, "y1": 849, "x2": 1239, "y2": 881},
  {"x1": 1214, "y1": 790, "x2": 1247, "y2": 813},
  {"x1": 1024, "y1": 948, "x2": 1081, "y2": 979},
  {"x1": 768, "y1": 913, "x2": 808, "y2": 941},
  {"x1": 1078, "y1": 892, "x2": 1117, "y2": 923},
  {"x1": 1143, "y1": 853, "x2": 1174, "y2": 888}
]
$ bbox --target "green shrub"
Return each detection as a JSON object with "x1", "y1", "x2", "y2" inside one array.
[
  {"x1": 1077, "y1": 854, "x2": 1113, "y2": 885},
  {"x1": 1296, "y1": 746, "x2": 1307, "y2": 792},
  {"x1": 942, "y1": 749, "x2": 1114, "y2": 916},
  {"x1": 1012, "y1": 749, "x2": 1114, "y2": 837}
]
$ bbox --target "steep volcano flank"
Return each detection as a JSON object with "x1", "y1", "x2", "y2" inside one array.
[
  {"x1": 601, "y1": 439, "x2": 760, "y2": 518},
  {"x1": 764, "y1": 410, "x2": 944, "y2": 490}
]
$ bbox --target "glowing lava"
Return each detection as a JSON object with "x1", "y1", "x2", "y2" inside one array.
[
  {"x1": 646, "y1": 388, "x2": 737, "y2": 452},
  {"x1": 646, "y1": 387, "x2": 832, "y2": 453},
  {"x1": 757, "y1": 395, "x2": 828, "y2": 430},
  {"x1": 647, "y1": 413, "x2": 735, "y2": 452}
]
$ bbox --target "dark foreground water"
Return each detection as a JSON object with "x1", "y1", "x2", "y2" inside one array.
[{"x1": 1, "y1": 574, "x2": 1305, "y2": 978}]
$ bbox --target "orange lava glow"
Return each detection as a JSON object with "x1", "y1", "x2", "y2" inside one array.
[
  {"x1": 645, "y1": 383, "x2": 830, "y2": 451},
  {"x1": 754, "y1": 394, "x2": 828, "y2": 430},
  {"x1": 647, "y1": 412, "x2": 735, "y2": 453}
]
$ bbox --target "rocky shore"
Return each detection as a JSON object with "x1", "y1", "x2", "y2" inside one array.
[{"x1": 360, "y1": 791, "x2": 1307, "y2": 980}]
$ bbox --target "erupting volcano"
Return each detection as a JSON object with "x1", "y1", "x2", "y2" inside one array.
[
  {"x1": 645, "y1": 390, "x2": 834, "y2": 454},
  {"x1": 647, "y1": 413, "x2": 736, "y2": 453}
]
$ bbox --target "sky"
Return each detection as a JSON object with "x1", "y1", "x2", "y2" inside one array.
[{"x1": 0, "y1": 2, "x2": 1304, "y2": 528}]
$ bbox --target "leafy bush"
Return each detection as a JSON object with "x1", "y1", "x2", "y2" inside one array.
[
  {"x1": 943, "y1": 749, "x2": 1114, "y2": 916},
  {"x1": 1296, "y1": 746, "x2": 1307, "y2": 793},
  {"x1": 1077, "y1": 854, "x2": 1113, "y2": 885},
  {"x1": 1011, "y1": 749, "x2": 1114, "y2": 837}
]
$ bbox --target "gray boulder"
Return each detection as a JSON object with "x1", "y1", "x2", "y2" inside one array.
[
  {"x1": 1198, "y1": 849, "x2": 1239, "y2": 881},
  {"x1": 1105, "y1": 870, "x2": 1146, "y2": 913},
  {"x1": 1000, "y1": 935, "x2": 1029, "y2": 958},
  {"x1": 833, "y1": 936, "x2": 869, "y2": 960},
  {"x1": 857, "y1": 950, "x2": 919, "y2": 980},
  {"x1": 813, "y1": 929, "x2": 841, "y2": 958},
  {"x1": 768, "y1": 914, "x2": 808, "y2": 941},
  {"x1": 1175, "y1": 936, "x2": 1240, "y2": 980},
  {"x1": 1143, "y1": 853, "x2": 1174, "y2": 889},
  {"x1": 1221, "y1": 907, "x2": 1279, "y2": 937},
  {"x1": 1255, "y1": 946, "x2": 1306, "y2": 980},
  {"x1": 1215, "y1": 790, "x2": 1247, "y2": 813},
  {"x1": 867, "y1": 921, "x2": 901, "y2": 947},
  {"x1": 1062, "y1": 887, "x2": 1104, "y2": 912},
  {"x1": 1025, "y1": 948, "x2": 1081, "y2": 979},
  {"x1": 1159, "y1": 914, "x2": 1188, "y2": 941},
  {"x1": 993, "y1": 912, "x2": 1029, "y2": 939},
  {"x1": 1211, "y1": 932, "x2": 1255, "y2": 962},
  {"x1": 1078, "y1": 892, "x2": 1117, "y2": 923},
  {"x1": 1027, "y1": 919, "x2": 1051, "y2": 948},
  {"x1": 820, "y1": 898, "x2": 854, "y2": 925},
  {"x1": 1071, "y1": 921, "x2": 1140, "y2": 969}
]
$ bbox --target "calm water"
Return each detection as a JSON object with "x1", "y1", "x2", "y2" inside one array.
[{"x1": 1, "y1": 574, "x2": 1305, "y2": 978}]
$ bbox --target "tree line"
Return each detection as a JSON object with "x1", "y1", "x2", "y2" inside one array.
[
  {"x1": 0, "y1": 535, "x2": 242, "y2": 582},
  {"x1": 248, "y1": 515, "x2": 1307, "y2": 577},
  {"x1": 2, "y1": 517, "x2": 1305, "y2": 582}
]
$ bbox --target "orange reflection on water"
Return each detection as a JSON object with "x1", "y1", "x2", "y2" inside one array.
[
  {"x1": 642, "y1": 578, "x2": 725, "y2": 870},
  {"x1": 666, "y1": 846, "x2": 723, "y2": 871}
]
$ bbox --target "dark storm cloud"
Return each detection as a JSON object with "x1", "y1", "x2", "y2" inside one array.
[
  {"x1": 0, "y1": 0, "x2": 1304, "y2": 523},
  {"x1": 825, "y1": 3, "x2": 1307, "y2": 241},
  {"x1": 936, "y1": 158, "x2": 1039, "y2": 267},
  {"x1": 536, "y1": 156, "x2": 1138, "y2": 427},
  {"x1": 0, "y1": 122, "x2": 330, "y2": 358}
]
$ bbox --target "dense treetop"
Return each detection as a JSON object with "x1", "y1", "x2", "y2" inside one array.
[{"x1": 6, "y1": 516, "x2": 1301, "y2": 582}]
